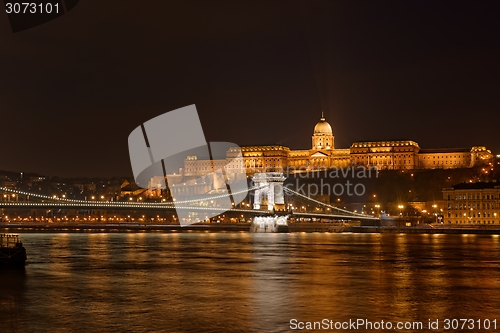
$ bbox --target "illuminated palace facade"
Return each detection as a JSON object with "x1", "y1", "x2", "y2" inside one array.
[
  {"x1": 182, "y1": 114, "x2": 493, "y2": 177},
  {"x1": 443, "y1": 182, "x2": 500, "y2": 225}
]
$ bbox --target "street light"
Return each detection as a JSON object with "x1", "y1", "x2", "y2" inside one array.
[
  {"x1": 398, "y1": 205, "x2": 404, "y2": 227},
  {"x1": 431, "y1": 204, "x2": 439, "y2": 223}
]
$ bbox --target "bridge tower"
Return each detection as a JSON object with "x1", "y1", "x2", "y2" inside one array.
[{"x1": 252, "y1": 172, "x2": 286, "y2": 211}]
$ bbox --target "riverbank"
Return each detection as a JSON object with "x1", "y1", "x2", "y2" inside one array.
[
  {"x1": 346, "y1": 226, "x2": 500, "y2": 234},
  {"x1": 0, "y1": 223, "x2": 251, "y2": 233},
  {"x1": 3, "y1": 222, "x2": 500, "y2": 234}
]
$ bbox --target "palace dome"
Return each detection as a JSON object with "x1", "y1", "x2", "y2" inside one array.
[{"x1": 314, "y1": 113, "x2": 333, "y2": 135}]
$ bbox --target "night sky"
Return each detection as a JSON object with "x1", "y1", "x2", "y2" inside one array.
[{"x1": 1, "y1": 1, "x2": 499, "y2": 177}]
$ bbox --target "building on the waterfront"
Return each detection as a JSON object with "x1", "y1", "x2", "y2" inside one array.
[
  {"x1": 180, "y1": 113, "x2": 494, "y2": 177},
  {"x1": 443, "y1": 181, "x2": 500, "y2": 225}
]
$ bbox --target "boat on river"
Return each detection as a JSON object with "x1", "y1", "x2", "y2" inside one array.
[{"x1": 0, "y1": 234, "x2": 27, "y2": 266}]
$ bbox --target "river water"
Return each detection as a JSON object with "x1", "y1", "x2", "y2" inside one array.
[{"x1": 1, "y1": 233, "x2": 500, "y2": 332}]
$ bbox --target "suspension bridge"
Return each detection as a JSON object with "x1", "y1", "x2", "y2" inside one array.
[{"x1": 0, "y1": 173, "x2": 380, "y2": 223}]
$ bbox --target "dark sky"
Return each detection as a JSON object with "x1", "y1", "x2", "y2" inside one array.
[{"x1": 1, "y1": 1, "x2": 499, "y2": 177}]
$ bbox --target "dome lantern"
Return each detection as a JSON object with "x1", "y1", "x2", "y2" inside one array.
[{"x1": 313, "y1": 112, "x2": 333, "y2": 135}]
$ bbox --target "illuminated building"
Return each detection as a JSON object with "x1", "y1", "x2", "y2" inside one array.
[
  {"x1": 443, "y1": 182, "x2": 500, "y2": 224},
  {"x1": 181, "y1": 114, "x2": 494, "y2": 176}
]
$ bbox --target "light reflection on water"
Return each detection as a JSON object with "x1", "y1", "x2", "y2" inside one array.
[{"x1": 1, "y1": 233, "x2": 500, "y2": 332}]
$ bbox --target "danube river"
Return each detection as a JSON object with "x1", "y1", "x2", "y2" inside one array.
[{"x1": 1, "y1": 233, "x2": 500, "y2": 332}]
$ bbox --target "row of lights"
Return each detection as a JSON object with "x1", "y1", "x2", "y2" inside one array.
[{"x1": 0, "y1": 184, "x2": 267, "y2": 207}]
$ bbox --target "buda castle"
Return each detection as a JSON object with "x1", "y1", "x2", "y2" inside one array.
[{"x1": 182, "y1": 113, "x2": 493, "y2": 177}]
